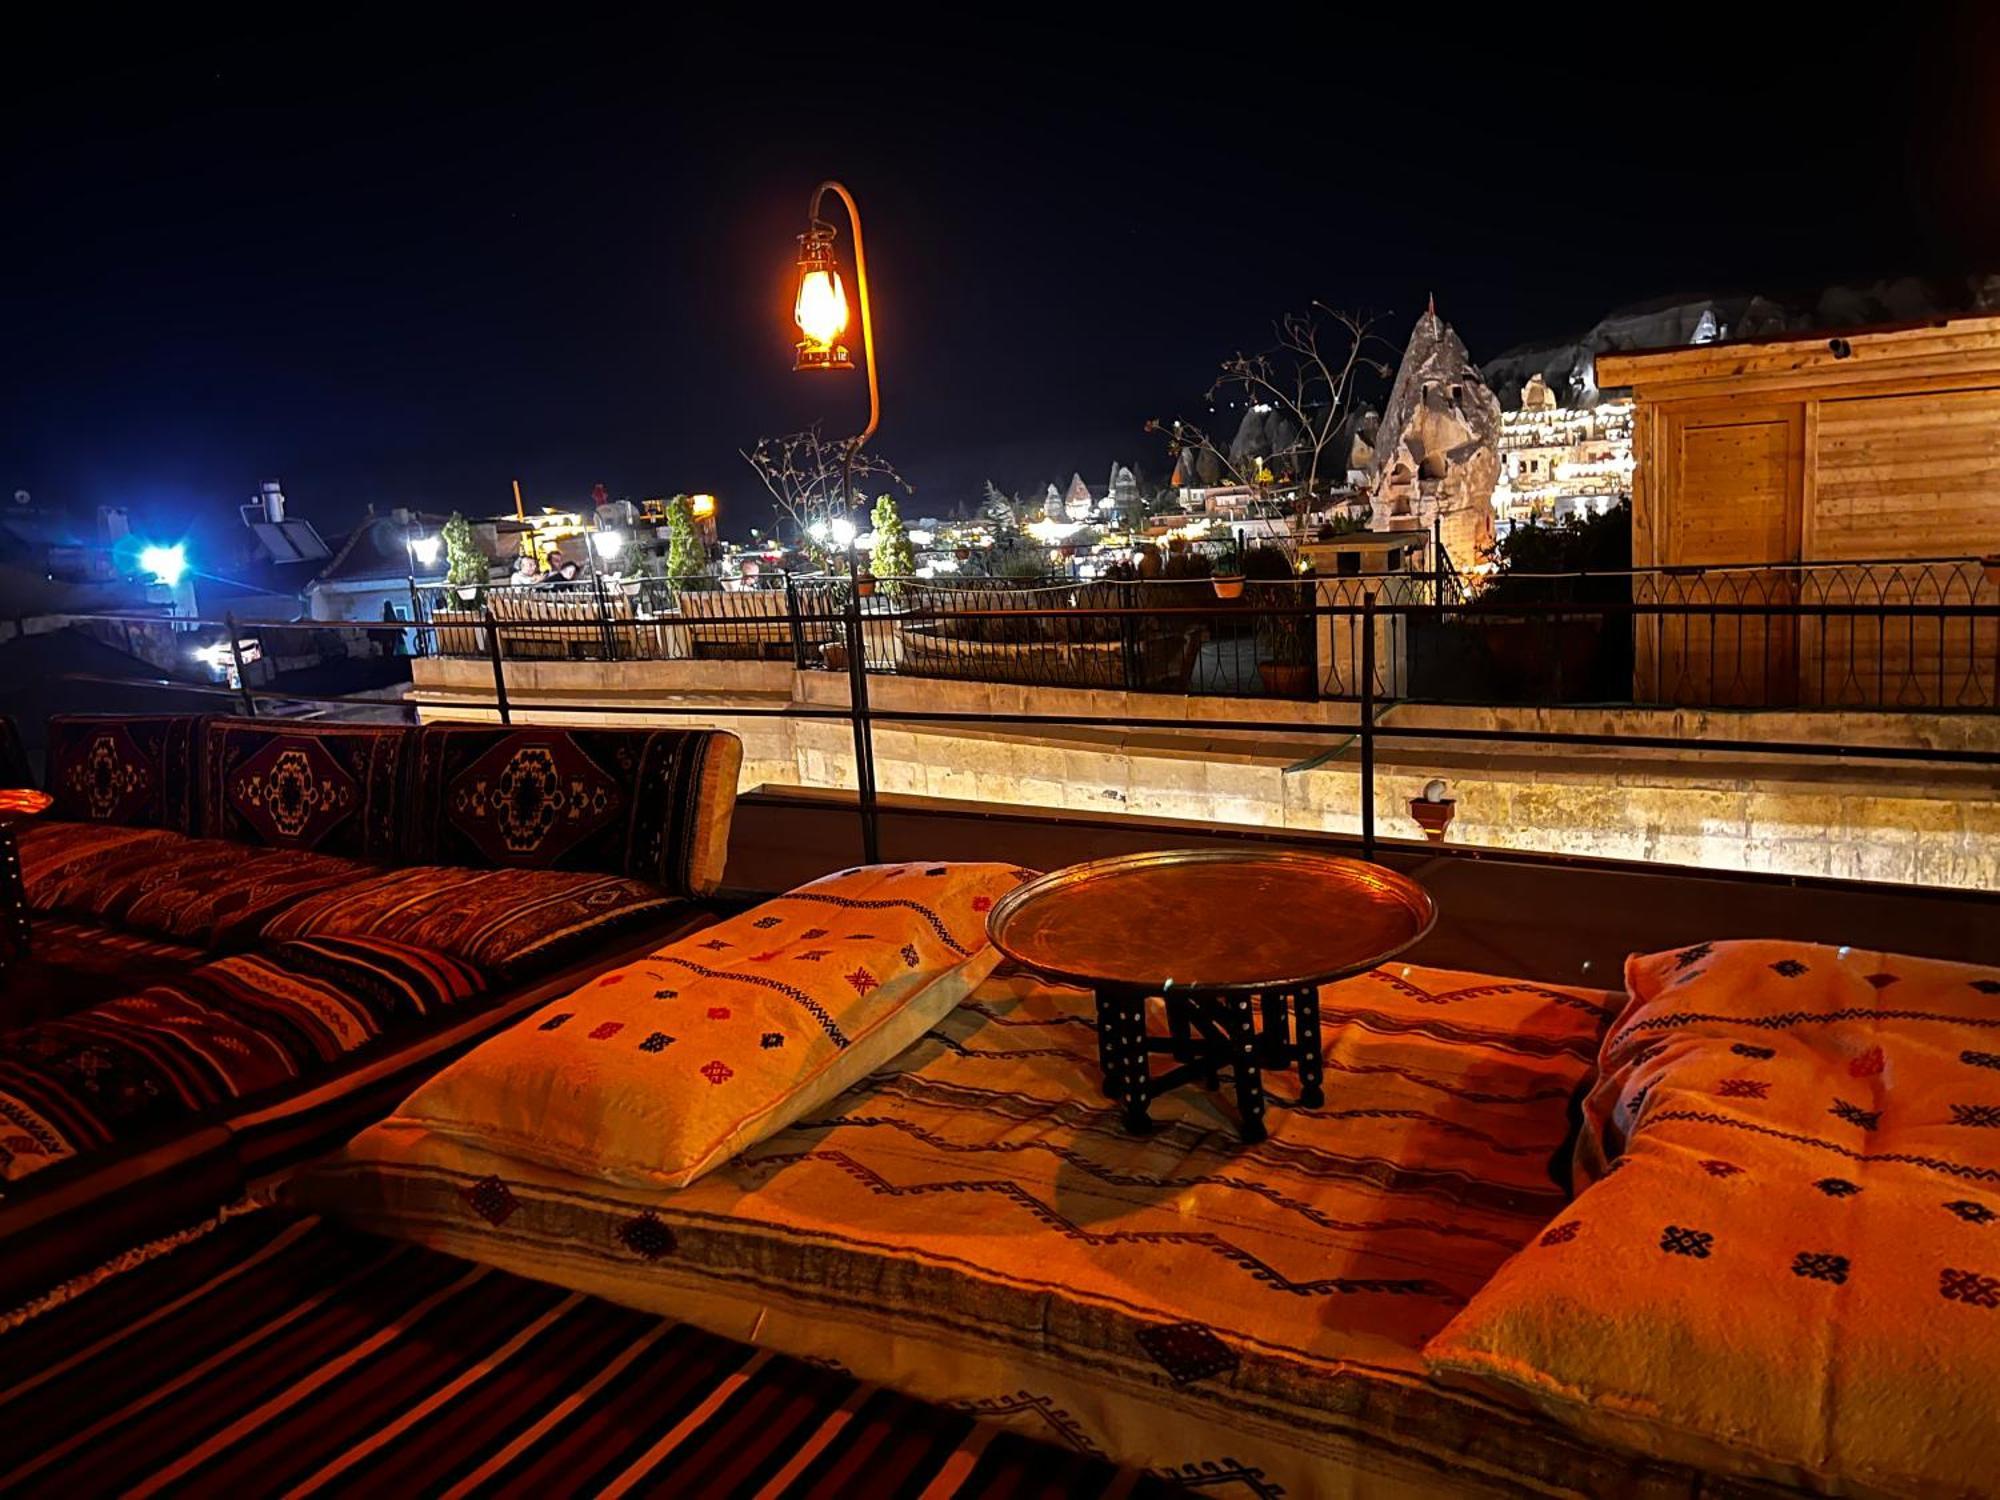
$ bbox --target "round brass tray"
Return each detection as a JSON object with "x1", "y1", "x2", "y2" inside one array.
[{"x1": 984, "y1": 848, "x2": 1436, "y2": 996}]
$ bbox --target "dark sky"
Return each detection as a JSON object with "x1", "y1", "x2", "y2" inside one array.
[{"x1": 8, "y1": 11, "x2": 2000, "y2": 547}]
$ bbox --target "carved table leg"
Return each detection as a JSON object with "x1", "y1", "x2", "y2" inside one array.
[
  {"x1": 1228, "y1": 991, "x2": 1267, "y2": 1144},
  {"x1": 0, "y1": 823, "x2": 27, "y2": 965},
  {"x1": 1092, "y1": 987, "x2": 1117, "y2": 1100},
  {"x1": 1294, "y1": 984, "x2": 1325, "y2": 1109},
  {"x1": 1097, "y1": 987, "x2": 1154, "y2": 1134}
]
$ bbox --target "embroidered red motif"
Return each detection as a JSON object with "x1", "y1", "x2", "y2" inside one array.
[
  {"x1": 749, "y1": 951, "x2": 780, "y2": 962},
  {"x1": 1717, "y1": 1078, "x2": 1769, "y2": 1099},
  {"x1": 971, "y1": 896, "x2": 993, "y2": 912},
  {"x1": 845, "y1": 967, "x2": 879, "y2": 996},
  {"x1": 706, "y1": 1006, "x2": 731, "y2": 1020},
  {"x1": 589, "y1": 1021, "x2": 623, "y2": 1040},
  {"x1": 597, "y1": 973, "x2": 622, "y2": 986},
  {"x1": 700, "y1": 1060, "x2": 733, "y2": 1085},
  {"x1": 1850, "y1": 1046, "x2": 1886, "y2": 1077}
]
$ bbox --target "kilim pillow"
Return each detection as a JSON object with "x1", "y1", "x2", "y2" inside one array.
[
  {"x1": 1425, "y1": 939, "x2": 2000, "y2": 1494},
  {"x1": 383, "y1": 862, "x2": 1038, "y2": 1188}
]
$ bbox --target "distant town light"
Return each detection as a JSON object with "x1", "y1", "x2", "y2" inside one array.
[
  {"x1": 408, "y1": 534, "x2": 442, "y2": 568},
  {"x1": 690, "y1": 494, "x2": 718, "y2": 521},
  {"x1": 590, "y1": 529, "x2": 626, "y2": 560},
  {"x1": 829, "y1": 517, "x2": 857, "y2": 549},
  {"x1": 139, "y1": 543, "x2": 187, "y2": 587},
  {"x1": 907, "y1": 529, "x2": 933, "y2": 545}
]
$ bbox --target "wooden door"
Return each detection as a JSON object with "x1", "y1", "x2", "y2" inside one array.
[{"x1": 1653, "y1": 406, "x2": 1803, "y2": 706}]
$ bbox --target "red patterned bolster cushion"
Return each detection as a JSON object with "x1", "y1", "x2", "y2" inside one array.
[
  {"x1": 18, "y1": 824, "x2": 366, "y2": 947},
  {"x1": 44, "y1": 715, "x2": 205, "y2": 832},
  {"x1": 0, "y1": 936, "x2": 487, "y2": 1186},
  {"x1": 200, "y1": 718, "x2": 412, "y2": 860},
  {"x1": 406, "y1": 726, "x2": 741, "y2": 897},
  {"x1": 260, "y1": 865, "x2": 681, "y2": 979}
]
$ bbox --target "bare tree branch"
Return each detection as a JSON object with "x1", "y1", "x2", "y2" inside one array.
[
  {"x1": 1150, "y1": 306, "x2": 1393, "y2": 541},
  {"x1": 740, "y1": 424, "x2": 911, "y2": 559}
]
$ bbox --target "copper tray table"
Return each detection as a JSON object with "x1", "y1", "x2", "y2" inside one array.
[{"x1": 985, "y1": 849, "x2": 1436, "y2": 1142}]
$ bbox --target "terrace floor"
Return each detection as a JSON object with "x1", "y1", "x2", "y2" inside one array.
[{"x1": 725, "y1": 786, "x2": 1997, "y2": 986}]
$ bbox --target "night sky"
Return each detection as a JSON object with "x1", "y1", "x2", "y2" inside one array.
[{"x1": 8, "y1": 12, "x2": 2000, "y2": 549}]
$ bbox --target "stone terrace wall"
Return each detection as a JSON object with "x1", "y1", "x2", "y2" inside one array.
[{"x1": 412, "y1": 657, "x2": 1999, "y2": 891}]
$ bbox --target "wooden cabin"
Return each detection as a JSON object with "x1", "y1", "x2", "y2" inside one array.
[{"x1": 1600, "y1": 316, "x2": 2000, "y2": 708}]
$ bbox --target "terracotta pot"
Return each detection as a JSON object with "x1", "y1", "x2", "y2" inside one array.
[
  {"x1": 855, "y1": 571, "x2": 876, "y2": 599},
  {"x1": 1258, "y1": 661, "x2": 1312, "y2": 697},
  {"x1": 820, "y1": 640, "x2": 848, "y2": 671},
  {"x1": 1212, "y1": 574, "x2": 1244, "y2": 601},
  {"x1": 1409, "y1": 797, "x2": 1456, "y2": 843}
]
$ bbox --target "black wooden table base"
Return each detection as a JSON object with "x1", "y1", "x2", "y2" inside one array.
[{"x1": 1093, "y1": 985, "x2": 1324, "y2": 1144}]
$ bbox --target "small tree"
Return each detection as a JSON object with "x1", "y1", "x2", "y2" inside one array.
[
  {"x1": 664, "y1": 494, "x2": 704, "y2": 582},
  {"x1": 442, "y1": 512, "x2": 486, "y2": 601},
  {"x1": 868, "y1": 493, "x2": 915, "y2": 595}
]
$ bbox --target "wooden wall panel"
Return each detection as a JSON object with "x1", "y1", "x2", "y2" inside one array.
[{"x1": 1812, "y1": 387, "x2": 2000, "y2": 560}]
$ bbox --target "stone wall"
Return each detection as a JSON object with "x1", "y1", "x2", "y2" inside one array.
[{"x1": 412, "y1": 657, "x2": 1999, "y2": 891}]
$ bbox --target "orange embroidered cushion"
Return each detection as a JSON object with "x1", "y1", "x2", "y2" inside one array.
[
  {"x1": 1426, "y1": 940, "x2": 2000, "y2": 1493},
  {"x1": 385, "y1": 862, "x2": 1037, "y2": 1188}
]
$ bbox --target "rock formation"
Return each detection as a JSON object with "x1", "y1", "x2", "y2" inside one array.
[{"x1": 1366, "y1": 303, "x2": 1501, "y2": 566}]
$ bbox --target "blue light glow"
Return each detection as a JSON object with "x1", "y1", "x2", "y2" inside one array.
[{"x1": 139, "y1": 543, "x2": 187, "y2": 587}]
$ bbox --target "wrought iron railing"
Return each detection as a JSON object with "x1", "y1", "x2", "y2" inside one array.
[
  {"x1": 408, "y1": 557, "x2": 2000, "y2": 713},
  {"x1": 31, "y1": 597, "x2": 2000, "y2": 877}
]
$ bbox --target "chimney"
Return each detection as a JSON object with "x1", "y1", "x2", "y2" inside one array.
[{"x1": 260, "y1": 480, "x2": 286, "y2": 524}]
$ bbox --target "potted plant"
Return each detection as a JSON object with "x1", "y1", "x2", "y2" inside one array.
[
  {"x1": 1243, "y1": 545, "x2": 1311, "y2": 696},
  {"x1": 820, "y1": 639, "x2": 848, "y2": 671},
  {"x1": 854, "y1": 569, "x2": 877, "y2": 600},
  {"x1": 442, "y1": 511, "x2": 487, "y2": 605},
  {"x1": 1212, "y1": 572, "x2": 1244, "y2": 601}
]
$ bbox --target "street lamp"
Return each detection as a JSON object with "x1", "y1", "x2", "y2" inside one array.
[
  {"x1": 789, "y1": 179, "x2": 882, "y2": 862},
  {"x1": 790, "y1": 181, "x2": 881, "y2": 504}
]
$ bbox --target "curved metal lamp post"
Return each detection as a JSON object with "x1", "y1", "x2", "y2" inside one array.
[{"x1": 791, "y1": 178, "x2": 882, "y2": 862}]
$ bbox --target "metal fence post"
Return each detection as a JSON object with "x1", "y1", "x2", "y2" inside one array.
[
  {"x1": 1360, "y1": 590, "x2": 1376, "y2": 862},
  {"x1": 224, "y1": 613, "x2": 256, "y2": 717},
  {"x1": 1119, "y1": 581, "x2": 1141, "y2": 692},
  {"x1": 844, "y1": 591, "x2": 880, "y2": 864},
  {"x1": 785, "y1": 574, "x2": 808, "y2": 668},
  {"x1": 481, "y1": 605, "x2": 512, "y2": 724},
  {"x1": 591, "y1": 573, "x2": 617, "y2": 661}
]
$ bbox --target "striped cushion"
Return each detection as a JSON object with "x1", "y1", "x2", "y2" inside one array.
[
  {"x1": 3, "y1": 916, "x2": 208, "y2": 1029},
  {"x1": 0, "y1": 937, "x2": 487, "y2": 1186},
  {"x1": 259, "y1": 864, "x2": 682, "y2": 978},
  {"x1": 18, "y1": 823, "x2": 366, "y2": 947}
]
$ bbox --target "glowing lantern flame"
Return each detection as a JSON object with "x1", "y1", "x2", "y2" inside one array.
[{"x1": 794, "y1": 266, "x2": 848, "y2": 350}]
